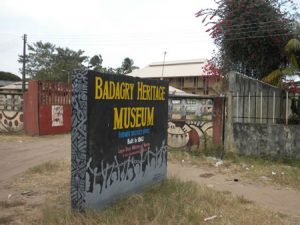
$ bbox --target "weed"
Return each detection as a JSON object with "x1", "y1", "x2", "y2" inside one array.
[
  {"x1": 0, "y1": 200, "x2": 25, "y2": 208},
  {"x1": 203, "y1": 144, "x2": 225, "y2": 159},
  {"x1": 0, "y1": 215, "x2": 13, "y2": 224},
  {"x1": 27, "y1": 161, "x2": 65, "y2": 174}
]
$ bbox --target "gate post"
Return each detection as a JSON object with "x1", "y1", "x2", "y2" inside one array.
[
  {"x1": 213, "y1": 97, "x2": 224, "y2": 145},
  {"x1": 23, "y1": 80, "x2": 40, "y2": 135}
]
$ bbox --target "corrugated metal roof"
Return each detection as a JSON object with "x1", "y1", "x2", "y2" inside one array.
[
  {"x1": 0, "y1": 81, "x2": 28, "y2": 90},
  {"x1": 0, "y1": 80, "x2": 15, "y2": 87},
  {"x1": 168, "y1": 86, "x2": 199, "y2": 97},
  {"x1": 128, "y1": 58, "x2": 208, "y2": 78}
]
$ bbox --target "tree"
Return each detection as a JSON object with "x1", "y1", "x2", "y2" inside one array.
[
  {"x1": 0, "y1": 71, "x2": 21, "y2": 81},
  {"x1": 120, "y1": 57, "x2": 139, "y2": 74},
  {"x1": 262, "y1": 38, "x2": 300, "y2": 86},
  {"x1": 88, "y1": 54, "x2": 103, "y2": 72},
  {"x1": 52, "y1": 47, "x2": 88, "y2": 82},
  {"x1": 18, "y1": 41, "x2": 56, "y2": 80},
  {"x1": 18, "y1": 41, "x2": 88, "y2": 82},
  {"x1": 196, "y1": 0, "x2": 297, "y2": 79}
]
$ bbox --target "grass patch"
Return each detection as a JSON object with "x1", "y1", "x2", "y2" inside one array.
[
  {"x1": 168, "y1": 148, "x2": 213, "y2": 167},
  {"x1": 27, "y1": 161, "x2": 65, "y2": 174},
  {"x1": 0, "y1": 215, "x2": 14, "y2": 225},
  {"x1": 224, "y1": 153, "x2": 300, "y2": 189},
  {"x1": 0, "y1": 200, "x2": 25, "y2": 208},
  {"x1": 169, "y1": 148, "x2": 300, "y2": 190},
  {"x1": 38, "y1": 178, "x2": 293, "y2": 225},
  {"x1": 2, "y1": 160, "x2": 296, "y2": 225}
]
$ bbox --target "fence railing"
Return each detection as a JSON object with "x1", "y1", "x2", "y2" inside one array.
[
  {"x1": 39, "y1": 81, "x2": 71, "y2": 105},
  {"x1": 232, "y1": 91, "x2": 291, "y2": 124},
  {"x1": 0, "y1": 93, "x2": 23, "y2": 111}
]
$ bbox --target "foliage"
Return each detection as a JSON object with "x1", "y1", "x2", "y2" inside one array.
[
  {"x1": 290, "y1": 96, "x2": 299, "y2": 122},
  {"x1": 19, "y1": 41, "x2": 140, "y2": 81},
  {"x1": 18, "y1": 41, "x2": 88, "y2": 82},
  {"x1": 0, "y1": 71, "x2": 21, "y2": 81},
  {"x1": 119, "y1": 57, "x2": 139, "y2": 74},
  {"x1": 262, "y1": 38, "x2": 300, "y2": 97},
  {"x1": 288, "y1": 113, "x2": 300, "y2": 124},
  {"x1": 88, "y1": 54, "x2": 104, "y2": 72},
  {"x1": 202, "y1": 59, "x2": 221, "y2": 76},
  {"x1": 197, "y1": 0, "x2": 297, "y2": 79},
  {"x1": 261, "y1": 68, "x2": 284, "y2": 86}
]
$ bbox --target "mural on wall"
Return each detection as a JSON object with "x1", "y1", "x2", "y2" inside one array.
[
  {"x1": 85, "y1": 141, "x2": 167, "y2": 208},
  {"x1": 71, "y1": 70, "x2": 168, "y2": 210},
  {"x1": 0, "y1": 94, "x2": 24, "y2": 132},
  {"x1": 0, "y1": 111, "x2": 24, "y2": 132},
  {"x1": 52, "y1": 105, "x2": 63, "y2": 127},
  {"x1": 168, "y1": 98, "x2": 213, "y2": 149}
]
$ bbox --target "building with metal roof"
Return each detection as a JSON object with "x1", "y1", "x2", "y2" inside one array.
[{"x1": 128, "y1": 59, "x2": 223, "y2": 96}]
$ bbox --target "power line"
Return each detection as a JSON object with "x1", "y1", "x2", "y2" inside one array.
[
  {"x1": 204, "y1": 19, "x2": 294, "y2": 29},
  {"x1": 222, "y1": 32, "x2": 294, "y2": 41}
]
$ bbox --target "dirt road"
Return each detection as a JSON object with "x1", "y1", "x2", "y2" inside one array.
[
  {"x1": 0, "y1": 134, "x2": 70, "y2": 200},
  {"x1": 0, "y1": 133, "x2": 299, "y2": 222}
]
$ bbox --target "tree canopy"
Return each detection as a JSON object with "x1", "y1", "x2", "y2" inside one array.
[
  {"x1": 120, "y1": 57, "x2": 139, "y2": 74},
  {"x1": 19, "y1": 41, "x2": 139, "y2": 82},
  {"x1": 262, "y1": 38, "x2": 300, "y2": 86},
  {"x1": 18, "y1": 41, "x2": 87, "y2": 82},
  {"x1": 197, "y1": 0, "x2": 298, "y2": 79},
  {"x1": 0, "y1": 71, "x2": 21, "y2": 81}
]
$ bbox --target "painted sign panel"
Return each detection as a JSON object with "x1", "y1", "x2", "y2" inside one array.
[
  {"x1": 71, "y1": 70, "x2": 168, "y2": 210},
  {"x1": 52, "y1": 105, "x2": 64, "y2": 127}
]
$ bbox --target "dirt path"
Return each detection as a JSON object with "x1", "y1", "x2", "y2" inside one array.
[
  {"x1": 0, "y1": 134, "x2": 70, "y2": 200},
  {"x1": 0, "y1": 134, "x2": 300, "y2": 222},
  {"x1": 168, "y1": 163, "x2": 300, "y2": 222}
]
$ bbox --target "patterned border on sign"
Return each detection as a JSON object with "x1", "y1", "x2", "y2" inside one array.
[{"x1": 71, "y1": 69, "x2": 88, "y2": 210}]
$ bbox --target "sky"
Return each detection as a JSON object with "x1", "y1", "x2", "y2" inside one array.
[{"x1": 0, "y1": 0, "x2": 217, "y2": 77}]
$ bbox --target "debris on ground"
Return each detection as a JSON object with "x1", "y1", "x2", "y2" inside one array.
[
  {"x1": 21, "y1": 190, "x2": 34, "y2": 196},
  {"x1": 215, "y1": 160, "x2": 224, "y2": 167},
  {"x1": 204, "y1": 215, "x2": 217, "y2": 222},
  {"x1": 207, "y1": 157, "x2": 218, "y2": 161}
]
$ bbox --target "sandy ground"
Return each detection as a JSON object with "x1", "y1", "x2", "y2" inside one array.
[
  {"x1": 0, "y1": 134, "x2": 70, "y2": 200},
  {"x1": 0, "y1": 133, "x2": 299, "y2": 222}
]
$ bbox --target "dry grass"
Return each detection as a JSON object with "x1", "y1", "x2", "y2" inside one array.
[
  {"x1": 168, "y1": 148, "x2": 300, "y2": 190},
  {"x1": 1, "y1": 160, "x2": 296, "y2": 225},
  {"x1": 0, "y1": 200, "x2": 25, "y2": 208},
  {"x1": 228, "y1": 155, "x2": 300, "y2": 190}
]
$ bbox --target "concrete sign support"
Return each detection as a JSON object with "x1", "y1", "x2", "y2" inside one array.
[{"x1": 71, "y1": 70, "x2": 168, "y2": 210}]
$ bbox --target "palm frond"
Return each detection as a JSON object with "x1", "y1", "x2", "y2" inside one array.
[
  {"x1": 284, "y1": 39, "x2": 300, "y2": 55},
  {"x1": 262, "y1": 69, "x2": 283, "y2": 86}
]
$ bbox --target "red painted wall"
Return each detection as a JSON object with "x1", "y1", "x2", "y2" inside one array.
[
  {"x1": 23, "y1": 80, "x2": 71, "y2": 136},
  {"x1": 23, "y1": 81, "x2": 39, "y2": 135},
  {"x1": 39, "y1": 105, "x2": 71, "y2": 135}
]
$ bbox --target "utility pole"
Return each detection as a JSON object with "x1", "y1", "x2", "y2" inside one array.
[
  {"x1": 22, "y1": 34, "x2": 27, "y2": 93},
  {"x1": 161, "y1": 51, "x2": 167, "y2": 80}
]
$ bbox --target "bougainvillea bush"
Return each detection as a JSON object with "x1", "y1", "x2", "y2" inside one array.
[{"x1": 196, "y1": 0, "x2": 298, "y2": 79}]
